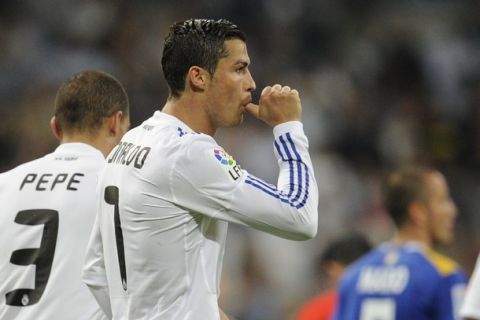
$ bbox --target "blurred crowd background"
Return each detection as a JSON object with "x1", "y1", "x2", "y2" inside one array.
[{"x1": 2, "y1": 0, "x2": 480, "y2": 319}]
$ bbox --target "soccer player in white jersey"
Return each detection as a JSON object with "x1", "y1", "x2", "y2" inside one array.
[
  {"x1": 461, "y1": 254, "x2": 480, "y2": 319},
  {"x1": 0, "y1": 70, "x2": 130, "y2": 319},
  {"x1": 82, "y1": 18, "x2": 319, "y2": 320}
]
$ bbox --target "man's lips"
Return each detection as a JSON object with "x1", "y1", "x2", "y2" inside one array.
[{"x1": 242, "y1": 96, "x2": 252, "y2": 106}]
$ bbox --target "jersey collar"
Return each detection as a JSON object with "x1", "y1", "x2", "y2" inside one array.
[
  {"x1": 382, "y1": 240, "x2": 427, "y2": 253},
  {"x1": 54, "y1": 143, "x2": 105, "y2": 160},
  {"x1": 151, "y1": 111, "x2": 195, "y2": 133}
]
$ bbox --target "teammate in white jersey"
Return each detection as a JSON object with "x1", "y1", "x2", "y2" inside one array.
[
  {"x1": 461, "y1": 253, "x2": 480, "y2": 319},
  {"x1": 0, "y1": 70, "x2": 130, "y2": 319},
  {"x1": 82, "y1": 19, "x2": 319, "y2": 320}
]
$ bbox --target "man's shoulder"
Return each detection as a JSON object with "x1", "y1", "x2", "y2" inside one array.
[
  {"x1": 0, "y1": 155, "x2": 48, "y2": 177},
  {"x1": 129, "y1": 116, "x2": 216, "y2": 150},
  {"x1": 424, "y1": 249, "x2": 466, "y2": 277},
  {"x1": 166, "y1": 130, "x2": 219, "y2": 161}
]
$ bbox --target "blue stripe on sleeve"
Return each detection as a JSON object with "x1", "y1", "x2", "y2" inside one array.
[
  {"x1": 246, "y1": 174, "x2": 288, "y2": 197},
  {"x1": 279, "y1": 136, "x2": 296, "y2": 197},
  {"x1": 245, "y1": 176, "x2": 292, "y2": 205},
  {"x1": 245, "y1": 132, "x2": 310, "y2": 209},
  {"x1": 286, "y1": 133, "x2": 306, "y2": 205},
  {"x1": 296, "y1": 162, "x2": 310, "y2": 208},
  {"x1": 274, "y1": 140, "x2": 286, "y2": 161},
  {"x1": 280, "y1": 133, "x2": 304, "y2": 204},
  {"x1": 275, "y1": 139, "x2": 295, "y2": 197},
  {"x1": 286, "y1": 133, "x2": 311, "y2": 207}
]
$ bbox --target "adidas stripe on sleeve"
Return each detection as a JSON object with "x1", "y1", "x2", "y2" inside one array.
[{"x1": 172, "y1": 121, "x2": 318, "y2": 240}]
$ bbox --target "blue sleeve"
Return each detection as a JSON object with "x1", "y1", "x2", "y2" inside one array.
[{"x1": 432, "y1": 270, "x2": 467, "y2": 320}]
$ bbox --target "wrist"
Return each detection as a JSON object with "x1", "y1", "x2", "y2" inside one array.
[{"x1": 273, "y1": 121, "x2": 304, "y2": 137}]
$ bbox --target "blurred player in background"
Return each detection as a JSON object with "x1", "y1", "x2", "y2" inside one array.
[
  {"x1": 295, "y1": 232, "x2": 371, "y2": 320},
  {"x1": 0, "y1": 70, "x2": 130, "y2": 319},
  {"x1": 461, "y1": 254, "x2": 480, "y2": 319},
  {"x1": 82, "y1": 18, "x2": 318, "y2": 320},
  {"x1": 335, "y1": 166, "x2": 467, "y2": 320}
]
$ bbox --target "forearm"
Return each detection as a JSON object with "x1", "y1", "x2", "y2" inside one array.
[{"x1": 222, "y1": 121, "x2": 318, "y2": 239}]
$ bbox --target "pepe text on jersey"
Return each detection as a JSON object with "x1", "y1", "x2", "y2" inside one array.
[{"x1": 19, "y1": 173, "x2": 85, "y2": 191}]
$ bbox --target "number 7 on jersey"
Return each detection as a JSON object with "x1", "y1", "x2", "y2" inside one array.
[{"x1": 104, "y1": 186, "x2": 128, "y2": 291}]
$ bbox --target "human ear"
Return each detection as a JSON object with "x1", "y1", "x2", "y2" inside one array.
[
  {"x1": 106, "y1": 111, "x2": 124, "y2": 137},
  {"x1": 50, "y1": 116, "x2": 61, "y2": 140},
  {"x1": 408, "y1": 201, "x2": 428, "y2": 227},
  {"x1": 187, "y1": 66, "x2": 208, "y2": 92}
]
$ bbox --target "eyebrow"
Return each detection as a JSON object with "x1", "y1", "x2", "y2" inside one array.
[{"x1": 235, "y1": 60, "x2": 249, "y2": 68}]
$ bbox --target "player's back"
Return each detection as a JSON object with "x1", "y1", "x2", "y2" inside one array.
[
  {"x1": 94, "y1": 111, "x2": 228, "y2": 319},
  {"x1": 0, "y1": 143, "x2": 107, "y2": 320},
  {"x1": 336, "y1": 242, "x2": 467, "y2": 320}
]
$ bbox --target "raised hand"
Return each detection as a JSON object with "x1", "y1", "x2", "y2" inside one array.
[{"x1": 245, "y1": 84, "x2": 302, "y2": 127}]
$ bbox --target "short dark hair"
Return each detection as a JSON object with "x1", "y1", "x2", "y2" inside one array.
[
  {"x1": 54, "y1": 70, "x2": 129, "y2": 135},
  {"x1": 319, "y1": 233, "x2": 372, "y2": 267},
  {"x1": 382, "y1": 166, "x2": 436, "y2": 227},
  {"x1": 161, "y1": 18, "x2": 246, "y2": 98}
]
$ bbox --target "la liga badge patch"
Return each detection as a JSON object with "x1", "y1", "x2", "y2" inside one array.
[
  {"x1": 213, "y1": 149, "x2": 243, "y2": 181},
  {"x1": 214, "y1": 149, "x2": 236, "y2": 166}
]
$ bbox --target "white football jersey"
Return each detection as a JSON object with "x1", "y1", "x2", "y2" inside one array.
[
  {"x1": 0, "y1": 143, "x2": 107, "y2": 320},
  {"x1": 83, "y1": 111, "x2": 319, "y2": 320},
  {"x1": 461, "y1": 253, "x2": 480, "y2": 319}
]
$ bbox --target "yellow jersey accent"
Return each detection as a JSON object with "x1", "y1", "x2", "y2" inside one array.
[{"x1": 426, "y1": 249, "x2": 459, "y2": 276}]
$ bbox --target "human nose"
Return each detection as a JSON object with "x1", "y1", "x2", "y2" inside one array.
[{"x1": 246, "y1": 69, "x2": 256, "y2": 92}]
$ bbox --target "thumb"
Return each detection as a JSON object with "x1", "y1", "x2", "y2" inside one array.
[{"x1": 245, "y1": 103, "x2": 259, "y2": 118}]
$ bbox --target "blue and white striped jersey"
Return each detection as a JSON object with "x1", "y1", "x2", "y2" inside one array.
[
  {"x1": 335, "y1": 242, "x2": 467, "y2": 320},
  {"x1": 82, "y1": 111, "x2": 318, "y2": 320}
]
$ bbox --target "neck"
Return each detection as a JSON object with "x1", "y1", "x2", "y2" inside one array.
[
  {"x1": 393, "y1": 226, "x2": 431, "y2": 249},
  {"x1": 162, "y1": 95, "x2": 215, "y2": 136},
  {"x1": 59, "y1": 134, "x2": 108, "y2": 157}
]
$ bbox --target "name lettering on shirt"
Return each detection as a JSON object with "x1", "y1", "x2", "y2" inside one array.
[
  {"x1": 357, "y1": 266, "x2": 409, "y2": 294},
  {"x1": 19, "y1": 173, "x2": 85, "y2": 191},
  {"x1": 108, "y1": 141, "x2": 151, "y2": 169}
]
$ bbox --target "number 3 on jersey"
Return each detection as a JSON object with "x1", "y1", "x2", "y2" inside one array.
[
  {"x1": 6, "y1": 210, "x2": 59, "y2": 306},
  {"x1": 104, "y1": 186, "x2": 128, "y2": 291}
]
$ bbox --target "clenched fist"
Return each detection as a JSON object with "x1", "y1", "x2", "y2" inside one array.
[{"x1": 245, "y1": 84, "x2": 302, "y2": 127}]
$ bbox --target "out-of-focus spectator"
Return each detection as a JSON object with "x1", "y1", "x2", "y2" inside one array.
[{"x1": 295, "y1": 233, "x2": 372, "y2": 320}]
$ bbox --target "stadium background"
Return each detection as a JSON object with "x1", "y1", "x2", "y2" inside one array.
[{"x1": 1, "y1": 0, "x2": 480, "y2": 318}]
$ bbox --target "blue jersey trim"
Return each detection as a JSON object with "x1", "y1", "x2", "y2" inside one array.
[
  {"x1": 246, "y1": 132, "x2": 309, "y2": 209},
  {"x1": 287, "y1": 133, "x2": 310, "y2": 208},
  {"x1": 274, "y1": 139, "x2": 295, "y2": 196}
]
